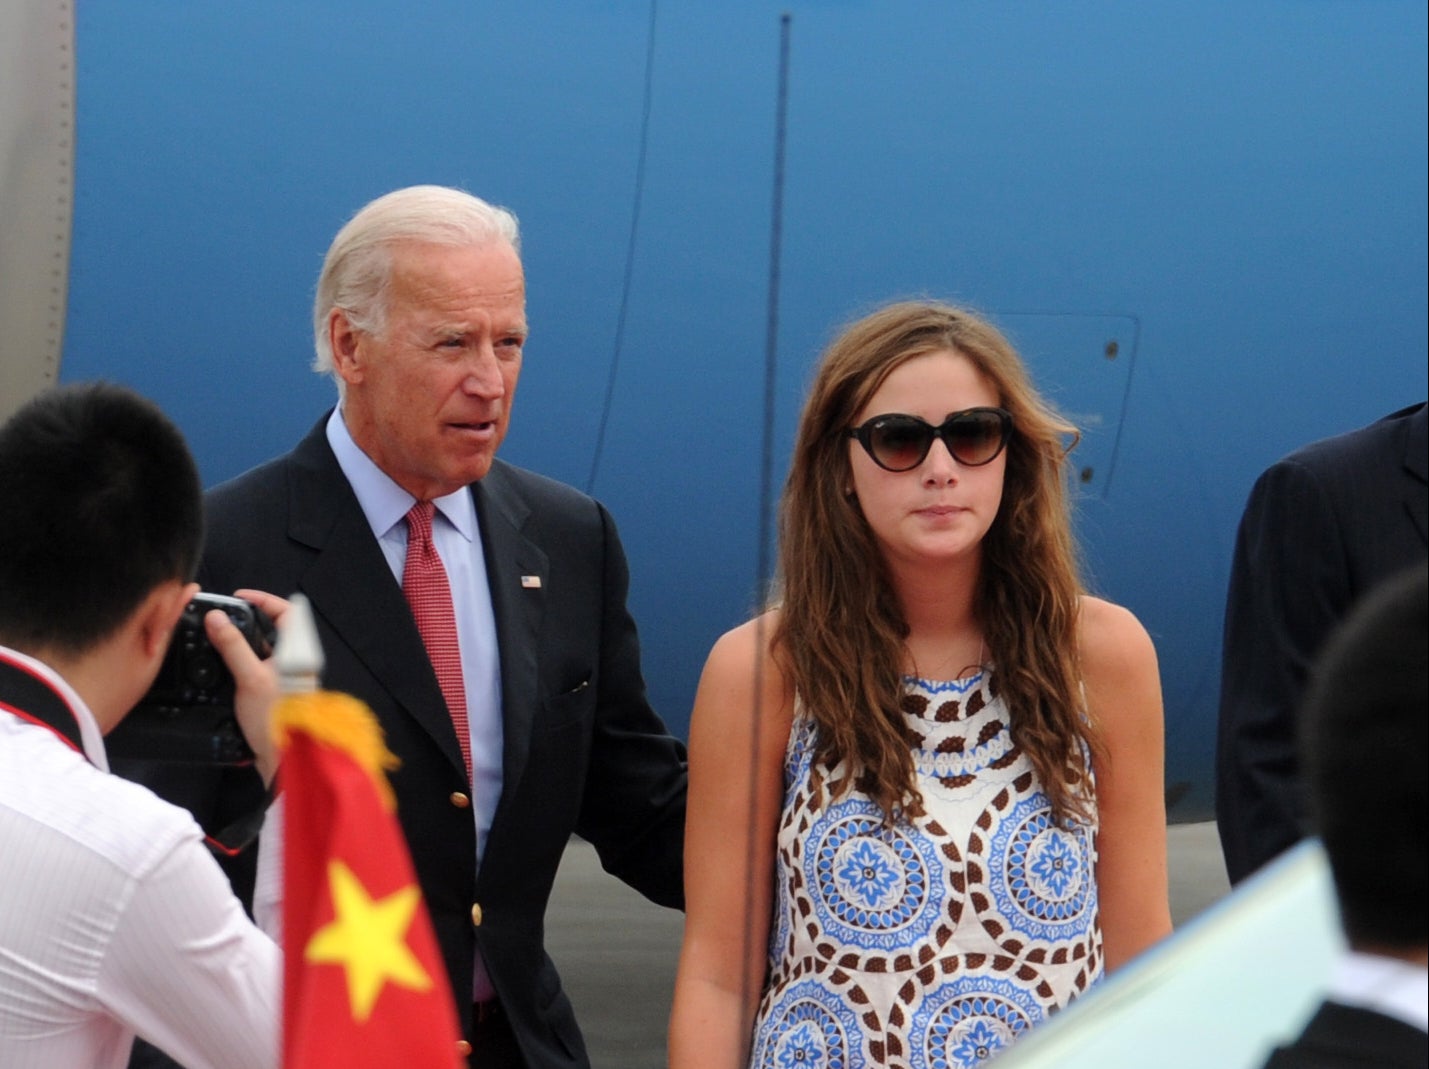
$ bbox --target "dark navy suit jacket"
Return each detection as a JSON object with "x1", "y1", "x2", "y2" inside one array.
[
  {"x1": 1216, "y1": 402, "x2": 1428, "y2": 884},
  {"x1": 1262, "y1": 1000, "x2": 1427, "y2": 1068},
  {"x1": 200, "y1": 415, "x2": 688, "y2": 1068}
]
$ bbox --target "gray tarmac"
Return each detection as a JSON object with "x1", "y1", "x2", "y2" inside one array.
[{"x1": 545, "y1": 821, "x2": 1231, "y2": 1069}]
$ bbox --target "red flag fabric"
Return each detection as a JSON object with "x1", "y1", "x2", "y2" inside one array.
[{"x1": 277, "y1": 691, "x2": 464, "y2": 1069}]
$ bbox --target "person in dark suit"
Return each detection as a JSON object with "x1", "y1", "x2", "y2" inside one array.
[
  {"x1": 1216, "y1": 401, "x2": 1428, "y2": 884},
  {"x1": 1259, "y1": 561, "x2": 1427, "y2": 1068},
  {"x1": 198, "y1": 185, "x2": 688, "y2": 1069}
]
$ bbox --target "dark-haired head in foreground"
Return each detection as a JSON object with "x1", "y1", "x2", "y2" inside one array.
[
  {"x1": 1301, "y1": 561, "x2": 1428, "y2": 957},
  {"x1": 0, "y1": 381, "x2": 201, "y2": 661}
]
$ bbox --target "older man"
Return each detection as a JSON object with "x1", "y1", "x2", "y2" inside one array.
[{"x1": 199, "y1": 186, "x2": 688, "y2": 1068}]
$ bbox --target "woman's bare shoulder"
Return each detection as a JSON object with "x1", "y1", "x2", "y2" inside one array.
[
  {"x1": 697, "y1": 610, "x2": 794, "y2": 719},
  {"x1": 689, "y1": 610, "x2": 796, "y2": 785},
  {"x1": 704, "y1": 610, "x2": 779, "y2": 675},
  {"x1": 1077, "y1": 595, "x2": 1157, "y2": 671},
  {"x1": 1076, "y1": 595, "x2": 1162, "y2": 737}
]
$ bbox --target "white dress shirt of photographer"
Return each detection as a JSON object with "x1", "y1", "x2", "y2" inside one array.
[{"x1": 0, "y1": 644, "x2": 279, "y2": 1069}]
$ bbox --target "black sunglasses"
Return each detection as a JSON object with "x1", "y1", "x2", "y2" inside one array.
[{"x1": 847, "y1": 407, "x2": 1014, "y2": 472}]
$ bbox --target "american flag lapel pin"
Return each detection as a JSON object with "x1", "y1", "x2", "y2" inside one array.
[{"x1": 521, "y1": 575, "x2": 542, "y2": 589}]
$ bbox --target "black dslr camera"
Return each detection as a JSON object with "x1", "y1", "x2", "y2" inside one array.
[{"x1": 107, "y1": 592, "x2": 276, "y2": 765}]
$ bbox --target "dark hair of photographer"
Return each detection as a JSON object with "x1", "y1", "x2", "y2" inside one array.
[
  {"x1": 1301, "y1": 560, "x2": 1428, "y2": 953},
  {"x1": 0, "y1": 382, "x2": 202, "y2": 655}
]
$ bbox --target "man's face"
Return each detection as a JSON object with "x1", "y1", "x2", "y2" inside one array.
[{"x1": 332, "y1": 239, "x2": 527, "y2": 501}]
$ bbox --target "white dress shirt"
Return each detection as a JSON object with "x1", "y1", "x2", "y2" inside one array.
[
  {"x1": 1327, "y1": 949, "x2": 1429, "y2": 1032},
  {"x1": 0, "y1": 646, "x2": 279, "y2": 1069},
  {"x1": 324, "y1": 407, "x2": 504, "y2": 840}
]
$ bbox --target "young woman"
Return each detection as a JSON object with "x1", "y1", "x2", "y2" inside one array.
[{"x1": 669, "y1": 301, "x2": 1172, "y2": 1069}]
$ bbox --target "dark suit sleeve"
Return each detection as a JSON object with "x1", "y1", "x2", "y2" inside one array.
[
  {"x1": 1259, "y1": 1000, "x2": 1429, "y2": 1068},
  {"x1": 573, "y1": 502, "x2": 688, "y2": 908},
  {"x1": 1216, "y1": 457, "x2": 1352, "y2": 884}
]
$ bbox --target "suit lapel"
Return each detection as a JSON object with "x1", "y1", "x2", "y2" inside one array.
[
  {"x1": 286, "y1": 424, "x2": 467, "y2": 776},
  {"x1": 474, "y1": 462, "x2": 547, "y2": 810}
]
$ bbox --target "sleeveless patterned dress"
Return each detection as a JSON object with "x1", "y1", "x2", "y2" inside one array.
[{"x1": 748, "y1": 669, "x2": 1102, "y2": 1069}]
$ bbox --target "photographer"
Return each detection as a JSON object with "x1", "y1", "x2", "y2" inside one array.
[{"x1": 0, "y1": 383, "x2": 280, "y2": 1069}]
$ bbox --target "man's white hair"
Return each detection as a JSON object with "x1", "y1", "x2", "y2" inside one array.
[{"x1": 311, "y1": 185, "x2": 521, "y2": 388}]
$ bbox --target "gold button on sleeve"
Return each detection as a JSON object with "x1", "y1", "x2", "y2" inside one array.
[
  {"x1": 471, "y1": 902, "x2": 483, "y2": 927},
  {"x1": 449, "y1": 791, "x2": 470, "y2": 808},
  {"x1": 456, "y1": 1039, "x2": 472, "y2": 1057}
]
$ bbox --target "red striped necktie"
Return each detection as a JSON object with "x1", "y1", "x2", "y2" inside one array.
[{"x1": 402, "y1": 500, "x2": 472, "y2": 780}]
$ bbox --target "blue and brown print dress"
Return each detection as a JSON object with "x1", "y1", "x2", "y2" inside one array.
[{"x1": 749, "y1": 668, "x2": 1102, "y2": 1069}]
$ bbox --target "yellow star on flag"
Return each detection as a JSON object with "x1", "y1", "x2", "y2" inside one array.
[{"x1": 305, "y1": 859, "x2": 434, "y2": 1022}]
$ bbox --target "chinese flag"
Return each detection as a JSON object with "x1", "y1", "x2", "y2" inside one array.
[{"x1": 276, "y1": 690, "x2": 464, "y2": 1069}]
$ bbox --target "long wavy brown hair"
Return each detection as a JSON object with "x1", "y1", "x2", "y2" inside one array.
[{"x1": 771, "y1": 300, "x2": 1098, "y2": 825}]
